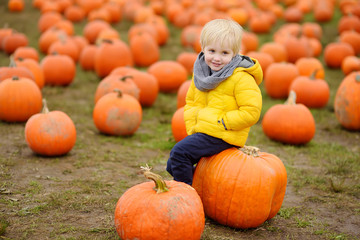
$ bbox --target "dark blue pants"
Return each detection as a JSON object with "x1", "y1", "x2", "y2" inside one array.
[{"x1": 166, "y1": 133, "x2": 236, "y2": 185}]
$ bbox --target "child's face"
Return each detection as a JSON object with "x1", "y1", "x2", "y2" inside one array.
[{"x1": 203, "y1": 42, "x2": 234, "y2": 71}]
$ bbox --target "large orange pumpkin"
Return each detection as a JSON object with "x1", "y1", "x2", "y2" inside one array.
[
  {"x1": 334, "y1": 72, "x2": 360, "y2": 130},
  {"x1": 262, "y1": 91, "x2": 316, "y2": 144},
  {"x1": 192, "y1": 146, "x2": 287, "y2": 229},
  {"x1": 25, "y1": 99, "x2": 77, "y2": 156},
  {"x1": 41, "y1": 53, "x2": 76, "y2": 86},
  {"x1": 114, "y1": 166, "x2": 205, "y2": 240},
  {"x1": 93, "y1": 89, "x2": 142, "y2": 136},
  {"x1": 0, "y1": 76, "x2": 42, "y2": 122}
]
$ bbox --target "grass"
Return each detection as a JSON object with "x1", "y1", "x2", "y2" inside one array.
[{"x1": 0, "y1": 1, "x2": 360, "y2": 240}]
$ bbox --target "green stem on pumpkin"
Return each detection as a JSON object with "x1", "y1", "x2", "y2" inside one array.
[
  {"x1": 9, "y1": 55, "x2": 17, "y2": 68},
  {"x1": 42, "y1": 99, "x2": 50, "y2": 114},
  {"x1": 240, "y1": 145, "x2": 260, "y2": 157},
  {"x1": 356, "y1": 74, "x2": 360, "y2": 83},
  {"x1": 310, "y1": 69, "x2": 319, "y2": 80},
  {"x1": 285, "y1": 90, "x2": 297, "y2": 105},
  {"x1": 141, "y1": 165, "x2": 169, "y2": 194}
]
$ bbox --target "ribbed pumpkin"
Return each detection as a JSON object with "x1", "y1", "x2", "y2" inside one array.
[
  {"x1": 171, "y1": 107, "x2": 187, "y2": 142},
  {"x1": 129, "y1": 32, "x2": 160, "y2": 67},
  {"x1": 93, "y1": 89, "x2": 142, "y2": 136},
  {"x1": 25, "y1": 99, "x2": 76, "y2": 156},
  {"x1": 94, "y1": 75, "x2": 140, "y2": 103},
  {"x1": 15, "y1": 57, "x2": 45, "y2": 89},
  {"x1": 264, "y1": 62, "x2": 299, "y2": 99},
  {"x1": 289, "y1": 71, "x2": 330, "y2": 108},
  {"x1": 324, "y1": 42, "x2": 355, "y2": 68},
  {"x1": 334, "y1": 72, "x2": 360, "y2": 130},
  {"x1": 0, "y1": 76, "x2": 42, "y2": 122},
  {"x1": 94, "y1": 39, "x2": 133, "y2": 78},
  {"x1": 192, "y1": 146, "x2": 287, "y2": 229},
  {"x1": 13, "y1": 46, "x2": 39, "y2": 61},
  {"x1": 2, "y1": 32, "x2": 28, "y2": 55},
  {"x1": 41, "y1": 53, "x2": 76, "y2": 86},
  {"x1": 114, "y1": 166, "x2": 205, "y2": 240},
  {"x1": 0, "y1": 57, "x2": 35, "y2": 82},
  {"x1": 147, "y1": 60, "x2": 187, "y2": 93},
  {"x1": 262, "y1": 91, "x2": 316, "y2": 144}
]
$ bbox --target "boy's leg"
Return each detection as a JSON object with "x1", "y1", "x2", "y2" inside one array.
[{"x1": 167, "y1": 133, "x2": 235, "y2": 185}]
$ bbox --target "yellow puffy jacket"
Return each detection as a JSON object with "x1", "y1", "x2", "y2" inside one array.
[{"x1": 184, "y1": 58, "x2": 263, "y2": 147}]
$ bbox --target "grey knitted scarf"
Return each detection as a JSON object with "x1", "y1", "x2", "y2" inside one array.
[{"x1": 193, "y1": 52, "x2": 254, "y2": 92}]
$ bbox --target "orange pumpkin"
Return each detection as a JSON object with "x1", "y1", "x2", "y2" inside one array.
[
  {"x1": 13, "y1": 46, "x2": 39, "y2": 62},
  {"x1": 129, "y1": 32, "x2": 160, "y2": 67},
  {"x1": 147, "y1": 60, "x2": 188, "y2": 93},
  {"x1": 295, "y1": 57, "x2": 325, "y2": 79},
  {"x1": 115, "y1": 166, "x2": 205, "y2": 240},
  {"x1": 94, "y1": 39, "x2": 134, "y2": 78},
  {"x1": 171, "y1": 107, "x2": 187, "y2": 142},
  {"x1": 64, "y1": 5, "x2": 85, "y2": 22},
  {"x1": 112, "y1": 68, "x2": 159, "y2": 107},
  {"x1": 93, "y1": 89, "x2": 142, "y2": 136},
  {"x1": 176, "y1": 52, "x2": 197, "y2": 76},
  {"x1": 37, "y1": 11, "x2": 63, "y2": 33},
  {"x1": 262, "y1": 91, "x2": 316, "y2": 144},
  {"x1": 334, "y1": 72, "x2": 360, "y2": 130},
  {"x1": 48, "y1": 35, "x2": 80, "y2": 62},
  {"x1": 246, "y1": 51, "x2": 274, "y2": 74},
  {"x1": 25, "y1": 99, "x2": 76, "y2": 156},
  {"x1": 192, "y1": 146, "x2": 287, "y2": 229},
  {"x1": 289, "y1": 72, "x2": 330, "y2": 108},
  {"x1": 83, "y1": 20, "x2": 111, "y2": 44},
  {"x1": 264, "y1": 62, "x2": 299, "y2": 99},
  {"x1": 8, "y1": 0, "x2": 25, "y2": 12},
  {"x1": 340, "y1": 30, "x2": 360, "y2": 55},
  {"x1": 341, "y1": 56, "x2": 360, "y2": 75},
  {"x1": 0, "y1": 76, "x2": 42, "y2": 122},
  {"x1": 324, "y1": 42, "x2": 355, "y2": 68},
  {"x1": 2, "y1": 32, "x2": 28, "y2": 55},
  {"x1": 41, "y1": 53, "x2": 76, "y2": 86},
  {"x1": 259, "y1": 41, "x2": 288, "y2": 63},
  {"x1": 15, "y1": 57, "x2": 45, "y2": 89},
  {"x1": 0, "y1": 57, "x2": 35, "y2": 82},
  {"x1": 79, "y1": 44, "x2": 98, "y2": 71},
  {"x1": 94, "y1": 75, "x2": 140, "y2": 103}
]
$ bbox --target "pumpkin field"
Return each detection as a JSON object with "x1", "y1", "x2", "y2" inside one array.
[{"x1": 0, "y1": 0, "x2": 360, "y2": 239}]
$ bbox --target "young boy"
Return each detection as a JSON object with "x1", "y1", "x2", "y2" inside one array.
[{"x1": 166, "y1": 19, "x2": 263, "y2": 185}]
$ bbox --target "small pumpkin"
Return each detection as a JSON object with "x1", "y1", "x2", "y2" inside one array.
[
  {"x1": 41, "y1": 52, "x2": 76, "y2": 86},
  {"x1": 13, "y1": 46, "x2": 39, "y2": 61},
  {"x1": 176, "y1": 79, "x2": 191, "y2": 109},
  {"x1": 0, "y1": 76, "x2": 42, "y2": 122},
  {"x1": 129, "y1": 32, "x2": 160, "y2": 67},
  {"x1": 176, "y1": 52, "x2": 197, "y2": 76},
  {"x1": 114, "y1": 166, "x2": 205, "y2": 240},
  {"x1": 262, "y1": 90, "x2": 316, "y2": 144},
  {"x1": 264, "y1": 62, "x2": 299, "y2": 99},
  {"x1": 93, "y1": 89, "x2": 142, "y2": 136},
  {"x1": 94, "y1": 39, "x2": 134, "y2": 78},
  {"x1": 147, "y1": 60, "x2": 187, "y2": 93},
  {"x1": 289, "y1": 71, "x2": 330, "y2": 108},
  {"x1": 25, "y1": 99, "x2": 77, "y2": 156},
  {"x1": 341, "y1": 56, "x2": 360, "y2": 75},
  {"x1": 324, "y1": 41, "x2": 355, "y2": 68},
  {"x1": 334, "y1": 72, "x2": 360, "y2": 130},
  {"x1": 192, "y1": 146, "x2": 287, "y2": 229}
]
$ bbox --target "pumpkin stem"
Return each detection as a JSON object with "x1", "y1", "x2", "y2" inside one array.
[
  {"x1": 11, "y1": 75, "x2": 19, "y2": 81},
  {"x1": 9, "y1": 55, "x2": 17, "y2": 68},
  {"x1": 113, "y1": 88, "x2": 123, "y2": 97},
  {"x1": 119, "y1": 75, "x2": 133, "y2": 81},
  {"x1": 141, "y1": 164, "x2": 169, "y2": 194},
  {"x1": 42, "y1": 99, "x2": 50, "y2": 114},
  {"x1": 285, "y1": 90, "x2": 297, "y2": 105},
  {"x1": 310, "y1": 69, "x2": 319, "y2": 79},
  {"x1": 240, "y1": 145, "x2": 260, "y2": 157},
  {"x1": 356, "y1": 75, "x2": 360, "y2": 83}
]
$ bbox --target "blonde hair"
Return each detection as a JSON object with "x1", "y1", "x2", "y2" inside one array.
[{"x1": 200, "y1": 19, "x2": 243, "y2": 54}]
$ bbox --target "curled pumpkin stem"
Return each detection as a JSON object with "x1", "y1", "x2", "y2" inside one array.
[
  {"x1": 240, "y1": 145, "x2": 260, "y2": 157},
  {"x1": 42, "y1": 99, "x2": 50, "y2": 114},
  {"x1": 141, "y1": 164, "x2": 169, "y2": 194}
]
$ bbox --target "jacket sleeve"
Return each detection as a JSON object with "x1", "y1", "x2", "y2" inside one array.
[
  {"x1": 222, "y1": 73, "x2": 262, "y2": 131},
  {"x1": 183, "y1": 80, "x2": 199, "y2": 135}
]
